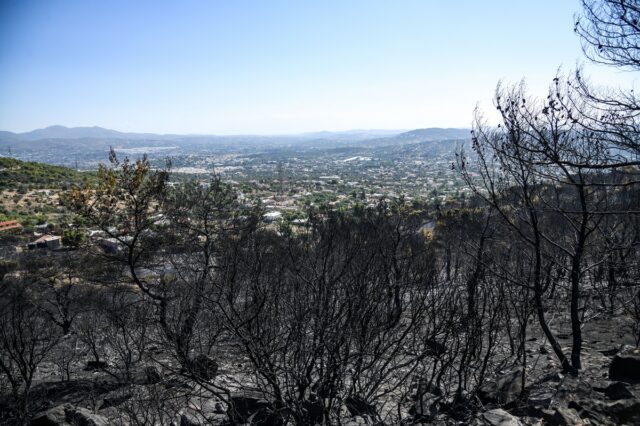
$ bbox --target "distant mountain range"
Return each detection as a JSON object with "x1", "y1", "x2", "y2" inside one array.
[
  {"x1": 0, "y1": 125, "x2": 470, "y2": 143},
  {"x1": 0, "y1": 126, "x2": 178, "y2": 142},
  {"x1": 0, "y1": 125, "x2": 472, "y2": 169}
]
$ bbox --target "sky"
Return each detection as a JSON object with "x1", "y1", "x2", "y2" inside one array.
[{"x1": 0, "y1": 0, "x2": 637, "y2": 135}]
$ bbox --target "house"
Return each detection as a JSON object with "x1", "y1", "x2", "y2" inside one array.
[
  {"x1": 262, "y1": 211, "x2": 282, "y2": 223},
  {"x1": 27, "y1": 235, "x2": 61, "y2": 250},
  {"x1": 0, "y1": 220, "x2": 22, "y2": 233}
]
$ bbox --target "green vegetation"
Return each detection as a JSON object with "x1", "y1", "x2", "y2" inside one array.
[
  {"x1": 0, "y1": 157, "x2": 92, "y2": 228},
  {"x1": 0, "y1": 157, "x2": 94, "y2": 190}
]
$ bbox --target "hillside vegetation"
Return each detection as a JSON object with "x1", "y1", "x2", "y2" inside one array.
[{"x1": 0, "y1": 157, "x2": 94, "y2": 190}]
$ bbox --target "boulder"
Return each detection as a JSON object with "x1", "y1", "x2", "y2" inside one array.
[
  {"x1": 600, "y1": 347, "x2": 620, "y2": 357},
  {"x1": 300, "y1": 399, "x2": 323, "y2": 425},
  {"x1": 566, "y1": 400, "x2": 608, "y2": 425},
  {"x1": 553, "y1": 376, "x2": 593, "y2": 405},
  {"x1": 609, "y1": 346, "x2": 640, "y2": 383},
  {"x1": 31, "y1": 403, "x2": 109, "y2": 426},
  {"x1": 228, "y1": 392, "x2": 280, "y2": 425},
  {"x1": 84, "y1": 360, "x2": 108, "y2": 371},
  {"x1": 601, "y1": 381, "x2": 634, "y2": 400},
  {"x1": 549, "y1": 407, "x2": 581, "y2": 426},
  {"x1": 344, "y1": 395, "x2": 377, "y2": 417},
  {"x1": 425, "y1": 339, "x2": 447, "y2": 356},
  {"x1": 190, "y1": 354, "x2": 219, "y2": 381},
  {"x1": 478, "y1": 369, "x2": 524, "y2": 405},
  {"x1": 605, "y1": 399, "x2": 640, "y2": 424},
  {"x1": 567, "y1": 398, "x2": 640, "y2": 425},
  {"x1": 476, "y1": 409, "x2": 522, "y2": 426}
]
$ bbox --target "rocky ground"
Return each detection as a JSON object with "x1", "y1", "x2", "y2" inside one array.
[
  {"x1": 467, "y1": 313, "x2": 640, "y2": 426},
  {"x1": 2, "y1": 313, "x2": 640, "y2": 425}
]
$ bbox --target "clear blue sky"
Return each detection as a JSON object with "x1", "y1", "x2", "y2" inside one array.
[{"x1": 0, "y1": 0, "x2": 636, "y2": 134}]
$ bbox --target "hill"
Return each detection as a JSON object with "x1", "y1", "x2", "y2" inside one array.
[
  {"x1": 0, "y1": 125, "x2": 175, "y2": 141},
  {"x1": 394, "y1": 127, "x2": 471, "y2": 141},
  {"x1": 0, "y1": 157, "x2": 94, "y2": 190},
  {"x1": 0, "y1": 125, "x2": 468, "y2": 143}
]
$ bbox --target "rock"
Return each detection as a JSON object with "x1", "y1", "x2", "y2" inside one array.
[
  {"x1": 526, "y1": 388, "x2": 555, "y2": 408},
  {"x1": 513, "y1": 405, "x2": 553, "y2": 422},
  {"x1": 164, "y1": 376, "x2": 194, "y2": 390},
  {"x1": 84, "y1": 360, "x2": 108, "y2": 371},
  {"x1": 549, "y1": 407, "x2": 581, "y2": 426},
  {"x1": 342, "y1": 415, "x2": 370, "y2": 426},
  {"x1": 478, "y1": 369, "x2": 524, "y2": 405},
  {"x1": 609, "y1": 346, "x2": 640, "y2": 383},
  {"x1": 539, "y1": 372, "x2": 563, "y2": 383},
  {"x1": 552, "y1": 375, "x2": 594, "y2": 406},
  {"x1": 566, "y1": 401, "x2": 606, "y2": 425},
  {"x1": 425, "y1": 339, "x2": 447, "y2": 356},
  {"x1": 600, "y1": 347, "x2": 619, "y2": 357},
  {"x1": 180, "y1": 408, "x2": 204, "y2": 426},
  {"x1": 476, "y1": 409, "x2": 522, "y2": 426},
  {"x1": 98, "y1": 390, "x2": 132, "y2": 409},
  {"x1": 31, "y1": 403, "x2": 109, "y2": 426},
  {"x1": 131, "y1": 365, "x2": 162, "y2": 385},
  {"x1": 142, "y1": 365, "x2": 162, "y2": 384},
  {"x1": 246, "y1": 408, "x2": 284, "y2": 426},
  {"x1": 601, "y1": 381, "x2": 634, "y2": 400},
  {"x1": 190, "y1": 354, "x2": 219, "y2": 381},
  {"x1": 300, "y1": 399, "x2": 323, "y2": 425},
  {"x1": 605, "y1": 399, "x2": 640, "y2": 424},
  {"x1": 228, "y1": 392, "x2": 279, "y2": 425},
  {"x1": 518, "y1": 416, "x2": 544, "y2": 426},
  {"x1": 114, "y1": 365, "x2": 162, "y2": 385},
  {"x1": 178, "y1": 397, "x2": 228, "y2": 426},
  {"x1": 179, "y1": 408, "x2": 226, "y2": 426},
  {"x1": 344, "y1": 395, "x2": 377, "y2": 417}
]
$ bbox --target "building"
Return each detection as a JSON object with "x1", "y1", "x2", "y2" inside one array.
[
  {"x1": 27, "y1": 235, "x2": 61, "y2": 250},
  {"x1": 0, "y1": 220, "x2": 22, "y2": 233},
  {"x1": 262, "y1": 211, "x2": 282, "y2": 223}
]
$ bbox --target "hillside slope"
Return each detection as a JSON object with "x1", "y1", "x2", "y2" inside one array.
[{"x1": 0, "y1": 157, "x2": 93, "y2": 190}]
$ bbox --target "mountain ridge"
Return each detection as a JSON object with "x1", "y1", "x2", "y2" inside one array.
[{"x1": 0, "y1": 125, "x2": 470, "y2": 142}]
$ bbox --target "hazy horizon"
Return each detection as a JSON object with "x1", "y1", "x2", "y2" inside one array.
[
  {"x1": 1, "y1": 0, "x2": 637, "y2": 134},
  {"x1": 3, "y1": 124, "x2": 469, "y2": 137}
]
